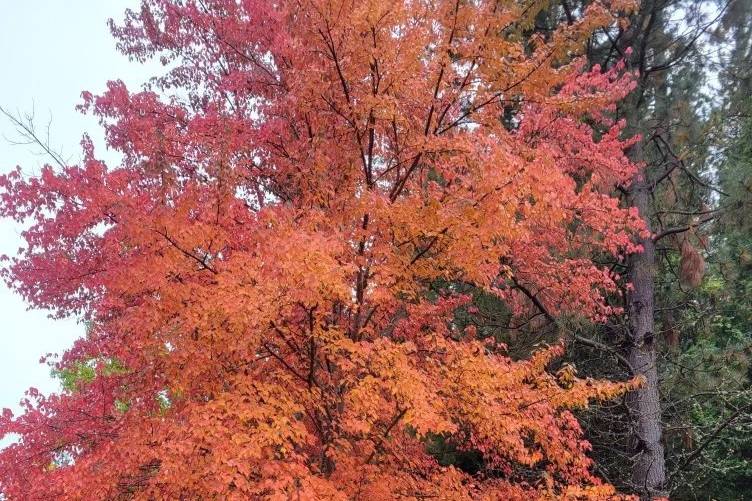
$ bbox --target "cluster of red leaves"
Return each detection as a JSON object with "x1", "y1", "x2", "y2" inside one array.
[{"x1": 0, "y1": 0, "x2": 645, "y2": 499}]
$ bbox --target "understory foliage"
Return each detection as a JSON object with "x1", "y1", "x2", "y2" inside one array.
[
  {"x1": 0, "y1": 0, "x2": 645, "y2": 499},
  {"x1": 662, "y1": 94, "x2": 752, "y2": 499}
]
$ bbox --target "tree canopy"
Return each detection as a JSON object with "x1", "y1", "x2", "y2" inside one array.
[{"x1": 0, "y1": 0, "x2": 649, "y2": 499}]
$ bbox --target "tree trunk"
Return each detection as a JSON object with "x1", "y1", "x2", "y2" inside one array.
[{"x1": 626, "y1": 171, "x2": 666, "y2": 499}]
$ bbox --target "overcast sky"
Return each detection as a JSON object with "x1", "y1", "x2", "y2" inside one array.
[{"x1": 0, "y1": 1, "x2": 157, "y2": 422}]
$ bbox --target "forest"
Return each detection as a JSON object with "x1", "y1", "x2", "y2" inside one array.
[{"x1": 0, "y1": 0, "x2": 750, "y2": 499}]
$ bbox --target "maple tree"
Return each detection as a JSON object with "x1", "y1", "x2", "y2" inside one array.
[{"x1": 0, "y1": 0, "x2": 647, "y2": 499}]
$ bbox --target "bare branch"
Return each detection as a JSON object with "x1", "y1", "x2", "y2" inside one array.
[{"x1": 0, "y1": 105, "x2": 69, "y2": 169}]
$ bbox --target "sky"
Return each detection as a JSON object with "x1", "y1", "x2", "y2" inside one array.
[{"x1": 0, "y1": 1, "x2": 157, "y2": 423}]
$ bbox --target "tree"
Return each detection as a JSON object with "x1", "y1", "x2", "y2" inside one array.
[{"x1": 0, "y1": 1, "x2": 645, "y2": 498}]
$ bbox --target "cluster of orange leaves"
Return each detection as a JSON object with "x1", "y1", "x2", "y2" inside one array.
[{"x1": 0, "y1": 0, "x2": 646, "y2": 499}]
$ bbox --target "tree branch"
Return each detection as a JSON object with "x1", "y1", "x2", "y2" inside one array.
[
  {"x1": 668, "y1": 402, "x2": 752, "y2": 482},
  {"x1": 513, "y1": 277, "x2": 634, "y2": 373}
]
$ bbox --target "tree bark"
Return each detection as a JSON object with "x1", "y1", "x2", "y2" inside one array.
[{"x1": 626, "y1": 170, "x2": 666, "y2": 499}]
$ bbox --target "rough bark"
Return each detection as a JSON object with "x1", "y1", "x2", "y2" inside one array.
[{"x1": 626, "y1": 170, "x2": 667, "y2": 499}]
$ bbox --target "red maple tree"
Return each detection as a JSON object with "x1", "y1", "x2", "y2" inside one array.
[{"x1": 0, "y1": 0, "x2": 645, "y2": 499}]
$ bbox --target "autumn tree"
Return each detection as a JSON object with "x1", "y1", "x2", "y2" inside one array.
[{"x1": 0, "y1": 1, "x2": 645, "y2": 499}]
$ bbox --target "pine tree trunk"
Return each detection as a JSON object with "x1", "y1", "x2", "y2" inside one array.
[{"x1": 626, "y1": 172, "x2": 666, "y2": 499}]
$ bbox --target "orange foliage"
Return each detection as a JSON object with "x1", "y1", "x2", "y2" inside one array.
[
  {"x1": 679, "y1": 237, "x2": 705, "y2": 289},
  {"x1": 0, "y1": 0, "x2": 644, "y2": 499}
]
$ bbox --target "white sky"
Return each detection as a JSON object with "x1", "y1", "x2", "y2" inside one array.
[{"x1": 0, "y1": 1, "x2": 157, "y2": 422}]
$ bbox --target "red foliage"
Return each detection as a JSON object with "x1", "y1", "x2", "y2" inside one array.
[{"x1": 0, "y1": 1, "x2": 644, "y2": 499}]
